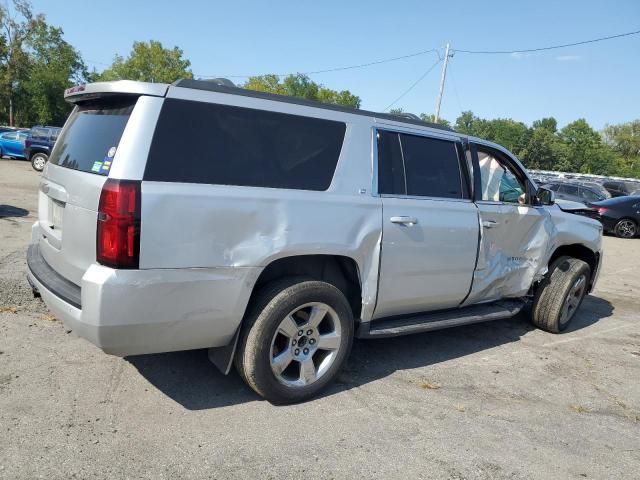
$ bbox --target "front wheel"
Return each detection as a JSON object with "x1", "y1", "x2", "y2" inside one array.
[
  {"x1": 531, "y1": 256, "x2": 591, "y2": 333},
  {"x1": 31, "y1": 153, "x2": 48, "y2": 172},
  {"x1": 614, "y1": 219, "x2": 637, "y2": 238},
  {"x1": 235, "y1": 279, "x2": 354, "y2": 404}
]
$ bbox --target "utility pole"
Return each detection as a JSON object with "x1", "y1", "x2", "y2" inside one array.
[{"x1": 434, "y1": 43, "x2": 451, "y2": 123}]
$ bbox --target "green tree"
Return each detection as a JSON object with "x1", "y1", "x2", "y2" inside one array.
[
  {"x1": 558, "y1": 119, "x2": 611, "y2": 174},
  {"x1": 99, "y1": 40, "x2": 192, "y2": 83},
  {"x1": 17, "y1": 22, "x2": 86, "y2": 125},
  {"x1": 520, "y1": 127, "x2": 564, "y2": 170},
  {"x1": 243, "y1": 73, "x2": 361, "y2": 108},
  {"x1": 603, "y1": 120, "x2": 640, "y2": 158},
  {"x1": 454, "y1": 111, "x2": 482, "y2": 135},
  {"x1": 0, "y1": 0, "x2": 40, "y2": 125},
  {"x1": 532, "y1": 117, "x2": 557, "y2": 133},
  {"x1": 603, "y1": 120, "x2": 640, "y2": 178},
  {"x1": 0, "y1": 1, "x2": 85, "y2": 126},
  {"x1": 419, "y1": 113, "x2": 451, "y2": 128}
]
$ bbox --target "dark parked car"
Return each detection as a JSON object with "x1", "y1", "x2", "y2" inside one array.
[
  {"x1": 591, "y1": 196, "x2": 640, "y2": 238},
  {"x1": 602, "y1": 180, "x2": 631, "y2": 198},
  {"x1": 25, "y1": 126, "x2": 61, "y2": 171},
  {"x1": 543, "y1": 181, "x2": 609, "y2": 204}
]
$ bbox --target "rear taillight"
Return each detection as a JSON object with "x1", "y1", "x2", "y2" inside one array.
[
  {"x1": 97, "y1": 179, "x2": 141, "y2": 269},
  {"x1": 596, "y1": 207, "x2": 608, "y2": 214},
  {"x1": 24, "y1": 139, "x2": 30, "y2": 148}
]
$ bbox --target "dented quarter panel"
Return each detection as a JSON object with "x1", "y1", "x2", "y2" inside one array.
[{"x1": 140, "y1": 121, "x2": 384, "y2": 322}]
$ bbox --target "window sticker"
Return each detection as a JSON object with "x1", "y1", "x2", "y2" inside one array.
[
  {"x1": 107, "y1": 146, "x2": 117, "y2": 158},
  {"x1": 91, "y1": 161, "x2": 103, "y2": 173},
  {"x1": 100, "y1": 158, "x2": 112, "y2": 173}
]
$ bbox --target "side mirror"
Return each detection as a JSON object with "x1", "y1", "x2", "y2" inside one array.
[{"x1": 537, "y1": 187, "x2": 555, "y2": 206}]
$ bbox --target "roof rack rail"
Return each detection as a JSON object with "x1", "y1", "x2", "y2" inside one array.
[{"x1": 172, "y1": 78, "x2": 454, "y2": 132}]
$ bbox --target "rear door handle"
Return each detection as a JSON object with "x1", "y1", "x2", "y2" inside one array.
[
  {"x1": 482, "y1": 220, "x2": 499, "y2": 229},
  {"x1": 390, "y1": 216, "x2": 418, "y2": 226}
]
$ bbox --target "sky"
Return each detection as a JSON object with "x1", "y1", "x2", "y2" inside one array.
[{"x1": 32, "y1": 0, "x2": 640, "y2": 130}]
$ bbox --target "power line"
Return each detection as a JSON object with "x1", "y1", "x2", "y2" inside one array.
[
  {"x1": 454, "y1": 28, "x2": 640, "y2": 54},
  {"x1": 384, "y1": 58, "x2": 442, "y2": 111},
  {"x1": 196, "y1": 48, "x2": 440, "y2": 79}
]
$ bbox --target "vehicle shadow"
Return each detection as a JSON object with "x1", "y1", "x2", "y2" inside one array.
[
  {"x1": 126, "y1": 294, "x2": 613, "y2": 410},
  {"x1": 0, "y1": 204, "x2": 29, "y2": 219}
]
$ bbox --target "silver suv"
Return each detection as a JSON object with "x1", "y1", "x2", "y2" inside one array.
[{"x1": 27, "y1": 80, "x2": 603, "y2": 403}]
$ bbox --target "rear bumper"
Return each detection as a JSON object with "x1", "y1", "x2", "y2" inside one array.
[{"x1": 26, "y1": 243, "x2": 260, "y2": 356}]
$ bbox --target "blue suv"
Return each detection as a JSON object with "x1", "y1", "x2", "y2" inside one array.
[{"x1": 25, "y1": 126, "x2": 61, "y2": 171}]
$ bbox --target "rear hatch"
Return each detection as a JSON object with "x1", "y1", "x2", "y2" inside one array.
[{"x1": 37, "y1": 98, "x2": 138, "y2": 286}]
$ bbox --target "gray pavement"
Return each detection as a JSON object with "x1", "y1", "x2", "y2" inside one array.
[{"x1": 1, "y1": 158, "x2": 639, "y2": 479}]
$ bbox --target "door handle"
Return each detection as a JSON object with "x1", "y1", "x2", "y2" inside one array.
[
  {"x1": 390, "y1": 216, "x2": 418, "y2": 226},
  {"x1": 482, "y1": 220, "x2": 499, "y2": 229}
]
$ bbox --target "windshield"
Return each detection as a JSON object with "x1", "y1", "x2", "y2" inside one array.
[{"x1": 49, "y1": 98, "x2": 137, "y2": 175}]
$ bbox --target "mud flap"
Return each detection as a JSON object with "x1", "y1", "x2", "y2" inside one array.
[{"x1": 207, "y1": 327, "x2": 240, "y2": 375}]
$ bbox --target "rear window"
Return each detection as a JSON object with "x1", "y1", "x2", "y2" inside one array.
[
  {"x1": 144, "y1": 99, "x2": 346, "y2": 191},
  {"x1": 49, "y1": 98, "x2": 136, "y2": 175}
]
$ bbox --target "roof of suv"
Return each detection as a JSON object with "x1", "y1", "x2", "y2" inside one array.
[{"x1": 64, "y1": 79, "x2": 454, "y2": 133}]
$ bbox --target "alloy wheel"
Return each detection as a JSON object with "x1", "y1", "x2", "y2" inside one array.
[
  {"x1": 616, "y1": 220, "x2": 636, "y2": 238},
  {"x1": 269, "y1": 302, "x2": 342, "y2": 387}
]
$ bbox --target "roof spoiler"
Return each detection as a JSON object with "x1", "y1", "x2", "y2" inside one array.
[{"x1": 64, "y1": 81, "x2": 170, "y2": 103}]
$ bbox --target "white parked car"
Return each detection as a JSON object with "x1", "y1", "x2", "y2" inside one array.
[{"x1": 27, "y1": 80, "x2": 603, "y2": 403}]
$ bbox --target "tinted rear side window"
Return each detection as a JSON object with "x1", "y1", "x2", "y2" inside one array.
[
  {"x1": 145, "y1": 99, "x2": 346, "y2": 191},
  {"x1": 49, "y1": 98, "x2": 136, "y2": 175},
  {"x1": 377, "y1": 130, "x2": 405, "y2": 195},
  {"x1": 400, "y1": 133, "x2": 463, "y2": 199}
]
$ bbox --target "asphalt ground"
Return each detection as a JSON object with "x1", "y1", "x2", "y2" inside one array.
[{"x1": 1, "y1": 158, "x2": 639, "y2": 479}]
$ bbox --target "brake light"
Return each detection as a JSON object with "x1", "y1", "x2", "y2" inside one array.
[
  {"x1": 24, "y1": 139, "x2": 30, "y2": 148},
  {"x1": 97, "y1": 179, "x2": 141, "y2": 269},
  {"x1": 596, "y1": 207, "x2": 609, "y2": 214}
]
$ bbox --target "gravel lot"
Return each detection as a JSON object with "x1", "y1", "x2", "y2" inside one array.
[{"x1": 1, "y1": 158, "x2": 639, "y2": 479}]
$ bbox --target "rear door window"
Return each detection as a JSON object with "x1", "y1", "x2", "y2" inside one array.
[
  {"x1": 400, "y1": 134, "x2": 464, "y2": 198},
  {"x1": 145, "y1": 99, "x2": 346, "y2": 191},
  {"x1": 49, "y1": 98, "x2": 136, "y2": 175},
  {"x1": 377, "y1": 130, "x2": 466, "y2": 199}
]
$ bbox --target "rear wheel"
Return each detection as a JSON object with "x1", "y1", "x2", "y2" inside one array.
[
  {"x1": 614, "y1": 219, "x2": 637, "y2": 238},
  {"x1": 531, "y1": 256, "x2": 591, "y2": 333},
  {"x1": 235, "y1": 278, "x2": 354, "y2": 404},
  {"x1": 31, "y1": 153, "x2": 48, "y2": 171}
]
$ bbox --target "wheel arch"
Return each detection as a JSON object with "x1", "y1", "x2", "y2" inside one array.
[
  {"x1": 208, "y1": 254, "x2": 363, "y2": 375},
  {"x1": 250, "y1": 254, "x2": 363, "y2": 320},
  {"x1": 547, "y1": 244, "x2": 599, "y2": 292}
]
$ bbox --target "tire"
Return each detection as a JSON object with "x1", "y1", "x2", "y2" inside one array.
[
  {"x1": 613, "y1": 218, "x2": 637, "y2": 239},
  {"x1": 31, "y1": 153, "x2": 48, "y2": 172},
  {"x1": 531, "y1": 256, "x2": 591, "y2": 333},
  {"x1": 235, "y1": 278, "x2": 354, "y2": 404}
]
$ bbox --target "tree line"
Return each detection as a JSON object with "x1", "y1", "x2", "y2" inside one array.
[{"x1": 1, "y1": 0, "x2": 637, "y2": 178}]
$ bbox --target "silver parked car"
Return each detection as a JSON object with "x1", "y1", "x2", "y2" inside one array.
[{"x1": 27, "y1": 80, "x2": 603, "y2": 403}]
